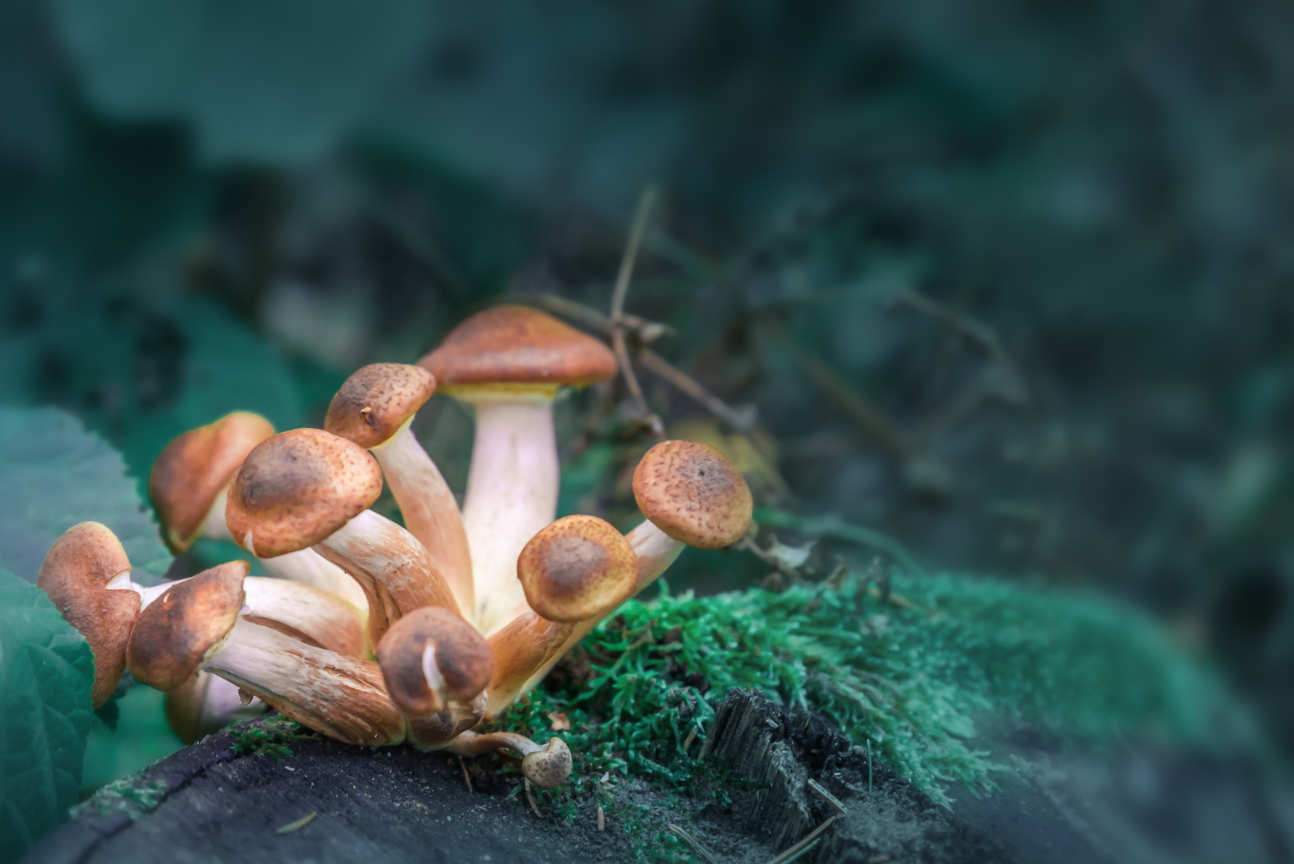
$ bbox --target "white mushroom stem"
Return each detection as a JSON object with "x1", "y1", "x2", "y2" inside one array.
[
  {"x1": 107, "y1": 571, "x2": 367, "y2": 656},
  {"x1": 257, "y1": 548, "x2": 370, "y2": 615},
  {"x1": 372, "y1": 422, "x2": 474, "y2": 614},
  {"x1": 202, "y1": 618, "x2": 406, "y2": 747},
  {"x1": 460, "y1": 398, "x2": 559, "y2": 633},
  {"x1": 196, "y1": 487, "x2": 232, "y2": 542},
  {"x1": 165, "y1": 671, "x2": 266, "y2": 743},
  {"x1": 507, "y1": 520, "x2": 683, "y2": 708},
  {"x1": 309, "y1": 509, "x2": 464, "y2": 645}
]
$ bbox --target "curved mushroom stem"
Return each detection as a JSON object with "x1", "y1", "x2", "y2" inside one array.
[
  {"x1": 374, "y1": 423, "x2": 474, "y2": 615},
  {"x1": 311, "y1": 509, "x2": 464, "y2": 646},
  {"x1": 108, "y1": 571, "x2": 367, "y2": 656},
  {"x1": 196, "y1": 487, "x2": 232, "y2": 543},
  {"x1": 461, "y1": 398, "x2": 559, "y2": 633},
  {"x1": 485, "y1": 613, "x2": 572, "y2": 716},
  {"x1": 446, "y1": 730, "x2": 572, "y2": 788},
  {"x1": 202, "y1": 619, "x2": 406, "y2": 747}
]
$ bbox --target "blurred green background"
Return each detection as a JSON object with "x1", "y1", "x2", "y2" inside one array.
[{"x1": 1, "y1": 0, "x2": 1291, "y2": 848}]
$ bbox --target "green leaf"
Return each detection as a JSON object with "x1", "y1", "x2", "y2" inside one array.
[
  {"x1": 0, "y1": 569, "x2": 96, "y2": 859},
  {"x1": 0, "y1": 407, "x2": 172, "y2": 584}
]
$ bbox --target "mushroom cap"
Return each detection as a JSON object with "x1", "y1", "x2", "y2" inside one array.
[
  {"x1": 376, "y1": 606, "x2": 494, "y2": 715},
  {"x1": 37, "y1": 522, "x2": 141, "y2": 708},
  {"x1": 632, "y1": 440, "x2": 753, "y2": 549},
  {"x1": 149, "y1": 412, "x2": 275, "y2": 553},
  {"x1": 522, "y1": 737, "x2": 572, "y2": 788},
  {"x1": 225, "y1": 428, "x2": 383, "y2": 558},
  {"x1": 517, "y1": 515, "x2": 637, "y2": 622},
  {"x1": 126, "y1": 561, "x2": 247, "y2": 691},
  {"x1": 417, "y1": 305, "x2": 616, "y2": 396},
  {"x1": 324, "y1": 363, "x2": 436, "y2": 449}
]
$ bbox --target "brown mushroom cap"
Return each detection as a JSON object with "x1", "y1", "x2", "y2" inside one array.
[
  {"x1": 517, "y1": 515, "x2": 637, "y2": 622},
  {"x1": 37, "y1": 522, "x2": 142, "y2": 707},
  {"x1": 376, "y1": 606, "x2": 494, "y2": 714},
  {"x1": 225, "y1": 428, "x2": 383, "y2": 558},
  {"x1": 632, "y1": 440, "x2": 753, "y2": 549},
  {"x1": 522, "y1": 737, "x2": 573, "y2": 789},
  {"x1": 149, "y1": 412, "x2": 275, "y2": 553},
  {"x1": 417, "y1": 305, "x2": 616, "y2": 395},
  {"x1": 324, "y1": 363, "x2": 437, "y2": 449},
  {"x1": 126, "y1": 561, "x2": 247, "y2": 691}
]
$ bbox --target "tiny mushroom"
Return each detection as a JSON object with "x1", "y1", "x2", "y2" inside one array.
[
  {"x1": 485, "y1": 515, "x2": 637, "y2": 715},
  {"x1": 446, "y1": 731, "x2": 573, "y2": 789},
  {"x1": 227, "y1": 428, "x2": 463, "y2": 646},
  {"x1": 37, "y1": 522, "x2": 141, "y2": 707},
  {"x1": 418, "y1": 305, "x2": 616, "y2": 633},
  {"x1": 325, "y1": 363, "x2": 473, "y2": 613},
  {"x1": 126, "y1": 561, "x2": 405, "y2": 746}
]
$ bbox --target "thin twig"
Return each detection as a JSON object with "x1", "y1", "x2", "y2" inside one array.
[
  {"x1": 639, "y1": 348, "x2": 757, "y2": 431},
  {"x1": 765, "y1": 815, "x2": 842, "y2": 864},
  {"x1": 666, "y1": 823, "x2": 722, "y2": 864},
  {"x1": 610, "y1": 186, "x2": 665, "y2": 438},
  {"x1": 531, "y1": 293, "x2": 673, "y2": 344},
  {"x1": 524, "y1": 778, "x2": 542, "y2": 818},
  {"x1": 458, "y1": 755, "x2": 473, "y2": 793},
  {"x1": 806, "y1": 779, "x2": 847, "y2": 816}
]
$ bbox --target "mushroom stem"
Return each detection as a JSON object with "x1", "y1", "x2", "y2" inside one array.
[
  {"x1": 445, "y1": 730, "x2": 572, "y2": 788},
  {"x1": 202, "y1": 618, "x2": 406, "y2": 747},
  {"x1": 485, "y1": 612, "x2": 572, "y2": 716},
  {"x1": 461, "y1": 398, "x2": 559, "y2": 633},
  {"x1": 374, "y1": 422, "x2": 474, "y2": 614},
  {"x1": 165, "y1": 671, "x2": 265, "y2": 744},
  {"x1": 311, "y1": 509, "x2": 464, "y2": 646},
  {"x1": 196, "y1": 487, "x2": 232, "y2": 542},
  {"x1": 404, "y1": 692, "x2": 486, "y2": 750},
  {"x1": 257, "y1": 548, "x2": 370, "y2": 616},
  {"x1": 626, "y1": 520, "x2": 685, "y2": 593}
]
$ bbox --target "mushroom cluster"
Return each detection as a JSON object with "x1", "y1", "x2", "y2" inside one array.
[{"x1": 37, "y1": 305, "x2": 753, "y2": 789}]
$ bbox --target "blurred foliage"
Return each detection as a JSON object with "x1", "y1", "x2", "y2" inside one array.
[{"x1": 0, "y1": 571, "x2": 95, "y2": 862}]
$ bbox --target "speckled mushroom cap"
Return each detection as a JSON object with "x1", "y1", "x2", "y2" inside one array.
[
  {"x1": 417, "y1": 305, "x2": 616, "y2": 397},
  {"x1": 324, "y1": 363, "x2": 437, "y2": 449},
  {"x1": 225, "y1": 428, "x2": 383, "y2": 558},
  {"x1": 523, "y1": 738, "x2": 572, "y2": 789},
  {"x1": 376, "y1": 606, "x2": 494, "y2": 714},
  {"x1": 517, "y1": 515, "x2": 637, "y2": 622},
  {"x1": 37, "y1": 522, "x2": 142, "y2": 707},
  {"x1": 149, "y1": 412, "x2": 275, "y2": 553},
  {"x1": 126, "y1": 561, "x2": 247, "y2": 691},
  {"x1": 632, "y1": 440, "x2": 753, "y2": 549}
]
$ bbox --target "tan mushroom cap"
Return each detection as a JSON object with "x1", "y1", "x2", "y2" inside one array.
[
  {"x1": 149, "y1": 412, "x2": 275, "y2": 553},
  {"x1": 523, "y1": 738, "x2": 573, "y2": 789},
  {"x1": 126, "y1": 561, "x2": 247, "y2": 691},
  {"x1": 225, "y1": 428, "x2": 383, "y2": 558},
  {"x1": 376, "y1": 606, "x2": 494, "y2": 715},
  {"x1": 324, "y1": 363, "x2": 437, "y2": 449},
  {"x1": 417, "y1": 305, "x2": 616, "y2": 396},
  {"x1": 632, "y1": 440, "x2": 753, "y2": 549},
  {"x1": 37, "y1": 522, "x2": 142, "y2": 708},
  {"x1": 518, "y1": 515, "x2": 637, "y2": 622}
]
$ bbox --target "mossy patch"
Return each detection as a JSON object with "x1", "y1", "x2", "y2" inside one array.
[
  {"x1": 501, "y1": 567, "x2": 1255, "y2": 829},
  {"x1": 231, "y1": 715, "x2": 318, "y2": 761}
]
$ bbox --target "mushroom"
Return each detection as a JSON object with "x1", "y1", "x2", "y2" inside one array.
[
  {"x1": 150, "y1": 411, "x2": 366, "y2": 611},
  {"x1": 226, "y1": 428, "x2": 463, "y2": 646},
  {"x1": 149, "y1": 411, "x2": 274, "y2": 553},
  {"x1": 375, "y1": 605, "x2": 493, "y2": 748},
  {"x1": 518, "y1": 441, "x2": 752, "y2": 695},
  {"x1": 106, "y1": 568, "x2": 366, "y2": 657},
  {"x1": 126, "y1": 561, "x2": 405, "y2": 746},
  {"x1": 446, "y1": 731, "x2": 572, "y2": 789},
  {"x1": 418, "y1": 305, "x2": 616, "y2": 633},
  {"x1": 325, "y1": 363, "x2": 473, "y2": 613},
  {"x1": 37, "y1": 522, "x2": 141, "y2": 707},
  {"x1": 484, "y1": 515, "x2": 637, "y2": 715}
]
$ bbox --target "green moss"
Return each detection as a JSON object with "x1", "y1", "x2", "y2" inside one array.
[
  {"x1": 231, "y1": 715, "x2": 317, "y2": 761},
  {"x1": 71, "y1": 778, "x2": 168, "y2": 820},
  {"x1": 502, "y1": 568, "x2": 1254, "y2": 822}
]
